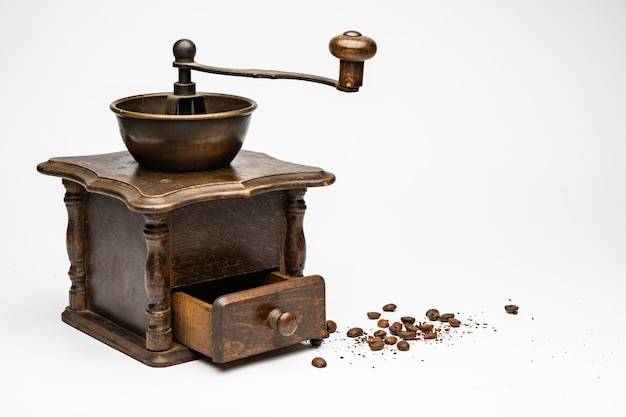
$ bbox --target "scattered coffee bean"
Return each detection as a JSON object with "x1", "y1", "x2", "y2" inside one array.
[
  {"x1": 326, "y1": 320, "x2": 337, "y2": 333},
  {"x1": 384, "y1": 336, "x2": 398, "y2": 345},
  {"x1": 425, "y1": 308, "x2": 440, "y2": 321},
  {"x1": 397, "y1": 340, "x2": 410, "y2": 351},
  {"x1": 389, "y1": 322, "x2": 403, "y2": 335},
  {"x1": 439, "y1": 313, "x2": 455, "y2": 322},
  {"x1": 369, "y1": 340, "x2": 385, "y2": 351},
  {"x1": 374, "y1": 329, "x2": 387, "y2": 338},
  {"x1": 405, "y1": 323, "x2": 418, "y2": 332},
  {"x1": 312, "y1": 304, "x2": 498, "y2": 366},
  {"x1": 310, "y1": 338, "x2": 323, "y2": 346},
  {"x1": 347, "y1": 327, "x2": 364, "y2": 338},
  {"x1": 417, "y1": 322, "x2": 434, "y2": 332},
  {"x1": 399, "y1": 330, "x2": 417, "y2": 340},
  {"x1": 505, "y1": 304, "x2": 519, "y2": 315},
  {"x1": 423, "y1": 331, "x2": 437, "y2": 340},
  {"x1": 311, "y1": 357, "x2": 327, "y2": 368}
]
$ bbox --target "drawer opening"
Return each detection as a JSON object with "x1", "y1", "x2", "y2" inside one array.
[{"x1": 173, "y1": 269, "x2": 285, "y2": 303}]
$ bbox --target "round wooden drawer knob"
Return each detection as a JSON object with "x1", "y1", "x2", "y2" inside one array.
[{"x1": 268, "y1": 308, "x2": 298, "y2": 337}]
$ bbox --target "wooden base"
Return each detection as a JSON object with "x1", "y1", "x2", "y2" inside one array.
[
  {"x1": 61, "y1": 308, "x2": 204, "y2": 367},
  {"x1": 38, "y1": 151, "x2": 335, "y2": 366}
]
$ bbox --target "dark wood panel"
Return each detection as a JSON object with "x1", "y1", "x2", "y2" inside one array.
[
  {"x1": 169, "y1": 192, "x2": 285, "y2": 287},
  {"x1": 84, "y1": 193, "x2": 149, "y2": 336}
]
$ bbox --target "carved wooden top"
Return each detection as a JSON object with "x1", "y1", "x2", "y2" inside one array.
[{"x1": 37, "y1": 150, "x2": 335, "y2": 213}]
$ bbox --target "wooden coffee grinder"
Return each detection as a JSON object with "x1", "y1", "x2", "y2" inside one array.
[{"x1": 37, "y1": 31, "x2": 376, "y2": 366}]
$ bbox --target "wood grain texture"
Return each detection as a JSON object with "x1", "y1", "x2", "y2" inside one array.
[
  {"x1": 37, "y1": 150, "x2": 335, "y2": 212},
  {"x1": 169, "y1": 192, "x2": 284, "y2": 288}
]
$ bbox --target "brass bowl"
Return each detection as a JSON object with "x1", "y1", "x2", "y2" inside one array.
[{"x1": 110, "y1": 92, "x2": 257, "y2": 172}]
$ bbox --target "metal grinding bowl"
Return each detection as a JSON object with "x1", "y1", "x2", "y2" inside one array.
[
  {"x1": 110, "y1": 32, "x2": 375, "y2": 172},
  {"x1": 111, "y1": 92, "x2": 257, "y2": 172}
]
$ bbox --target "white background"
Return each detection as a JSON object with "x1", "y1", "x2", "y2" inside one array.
[{"x1": 2, "y1": 0, "x2": 625, "y2": 415}]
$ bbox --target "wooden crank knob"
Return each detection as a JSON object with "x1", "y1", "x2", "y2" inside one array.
[
  {"x1": 268, "y1": 308, "x2": 298, "y2": 337},
  {"x1": 329, "y1": 30, "x2": 377, "y2": 62},
  {"x1": 329, "y1": 31, "x2": 377, "y2": 91}
]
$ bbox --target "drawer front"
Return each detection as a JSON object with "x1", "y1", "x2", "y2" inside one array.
[{"x1": 172, "y1": 273, "x2": 326, "y2": 363}]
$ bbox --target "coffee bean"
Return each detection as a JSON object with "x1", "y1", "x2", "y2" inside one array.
[
  {"x1": 425, "y1": 308, "x2": 440, "y2": 321},
  {"x1": 326, "y1": 320, "x2": 337, "y2": 333},
  {"x1": 401, "y1": 316, "x2": 416, "y2": 324},
  {"x1": 377, "y1": 319, "x2": 390, "y2": 328},
  {"x1": 397, "y1": 340, "x2": 410, "y2": 351},
  {"x1": 384, "y1": 336, "x2": 398, "y2": 345},
  {"x1": 399, "y1": 330, "x2": 417, "y2": 340},
  {"x1": 369, "y1": 340, "x2": 385, "y2": 351},
  {"x1": 505, "y1": 304, "x2": 519, "y2": 315},
  {"x1": 382, "y1": 303, "x2": 397, "y2": 312},
  {"x1": 439, "y1": 313, "x2": 455, "y2": 322},
  {"x1": 310, "y1": 338, "x2": 323, "y2": 346},
  {"x1": 389, "y1": 322, "x2": 403, "y2": 335},
  {"x1": 417, "y1": 322, "x2": 433, "y2": 332},
  {"x1": 367, "y1": 312, "x2": 381, "y2": 319},
  {"x1": 405, "y1": 323, "x2": 418, "y2": 332},
  {"x1": 423, "y1": 331, "x2": 437, "y2": 340},
  {"x1": 448, "y1": 318, "x2": 461, "y2": 327},
  {"x1": 311, "y1": 357, "x2": 327, "y2": 368},
  {"x1": 347, "y1": 327, "x2": 363, "y2": 338},
  {"x1": 374, "y1": 329, "x2": 387, "y2": 338}
]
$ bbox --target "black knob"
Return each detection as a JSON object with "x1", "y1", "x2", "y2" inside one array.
[{"x1": 173, "y1": 39, "x2": 196, "y2": 63}]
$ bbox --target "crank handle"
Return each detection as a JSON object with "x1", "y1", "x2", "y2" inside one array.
[{"x1": 171, "y1": 31, "x2": 377, "y2": 94}]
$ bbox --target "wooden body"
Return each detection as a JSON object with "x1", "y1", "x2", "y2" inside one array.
[{"x1": 37, "y1": 150, "x2": 334, "y2": 366}]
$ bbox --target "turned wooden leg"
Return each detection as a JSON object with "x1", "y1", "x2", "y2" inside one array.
[
  {"x1": 284, "y1": 189, "x2": 307, "y2": 277},
  {"x1": 143, "y1": 213, "x2": 172, "y2": 351},
  {"x1": 62, "y1": 180, "x2": 87, "y2": 311}
]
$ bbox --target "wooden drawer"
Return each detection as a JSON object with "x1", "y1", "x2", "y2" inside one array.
[{"x1": 172, "y1": 271, "x2": 326, "y2": 363}]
